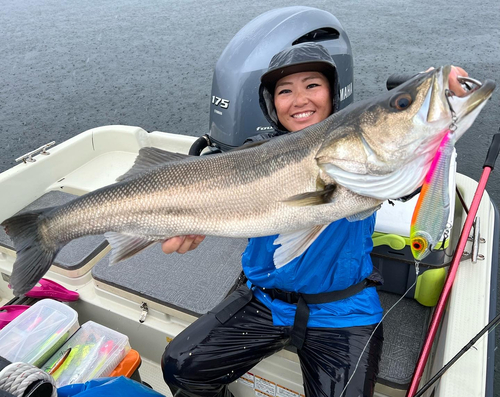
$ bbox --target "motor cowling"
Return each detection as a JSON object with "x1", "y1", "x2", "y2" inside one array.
[{"x1": 203, "y1": 6, "x2": 354, "y2": 152}]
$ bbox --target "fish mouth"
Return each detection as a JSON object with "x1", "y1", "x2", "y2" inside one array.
[
  {"x1": 443, "y1": 70, "x2": 496, "y2": 136},
  {"x1": 422, "y1": 66, "x2": 495, "y2": 139},
  {"x1": 448, "y1": 76, "x2": 496, "y2": 115}
]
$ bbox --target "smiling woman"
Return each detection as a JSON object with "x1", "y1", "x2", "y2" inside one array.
[
  {"x1": 273, "y1": 71, "x2": 333, "y2": 132},
  {"x1": 259, "y1": 42, "x2": 340, "y2": 135}
]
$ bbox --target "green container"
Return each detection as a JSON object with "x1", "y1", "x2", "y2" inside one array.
[{"x1": 371, "y1": 232, "x2": 451, "y2": 307}]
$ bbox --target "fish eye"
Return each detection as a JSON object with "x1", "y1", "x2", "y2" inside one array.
[{"x1": 391, "y1": 93, "x2": 413, "y2": 110}]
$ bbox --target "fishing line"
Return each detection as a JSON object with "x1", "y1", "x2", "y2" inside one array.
[
  {"x1": 456, "y1": 186, "x2": 469, "y2": 215},
  {"x1": 339, "y1": 261, "x2": 420, "y2": 396}
]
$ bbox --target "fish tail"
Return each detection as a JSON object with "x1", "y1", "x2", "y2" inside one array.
[{"x1": 1, "y1": 208, "x2": 62, "y2": 296}]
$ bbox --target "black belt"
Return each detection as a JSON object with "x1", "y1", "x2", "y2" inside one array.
[{"x1": 257, "y1": 279, "x2": 372, "y2": 349}]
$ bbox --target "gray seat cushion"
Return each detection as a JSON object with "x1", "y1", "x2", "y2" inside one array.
[
  {"x1": 378, "y1": 291, "x2": 432, "y2": 389},
  {"x1": 92, "y1": 237, "x2": 247, "y2": 316},
  {"x1": 0, "y1": 191, "x2": 107, "y2": 271}
]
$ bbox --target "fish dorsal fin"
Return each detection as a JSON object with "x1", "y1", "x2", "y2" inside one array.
[
  {"x1": 104, "y1": 232, "x2": 157, "y2": 265},
  {"x1": 116, "y1": 147, "x2": 190, "y2": 182},
  {"x1": 283, "y1": 185, "x2": 336, "y2": 207},
  {"x1": 273, "y1": 225, "x2": 328, "y2": 269}
]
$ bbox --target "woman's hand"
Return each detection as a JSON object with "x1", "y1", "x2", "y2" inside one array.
[{"x1": 162, "y1": 235, "x2": 206, "y2": 254}]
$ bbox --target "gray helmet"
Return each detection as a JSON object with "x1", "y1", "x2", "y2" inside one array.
[{"x1": 259, "y1": 42, "x2": 339, "y2": 133}]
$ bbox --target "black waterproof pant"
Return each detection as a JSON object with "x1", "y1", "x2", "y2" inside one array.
[{"x1": 162, "y1": 286, "x2": 383, "y2": 397}]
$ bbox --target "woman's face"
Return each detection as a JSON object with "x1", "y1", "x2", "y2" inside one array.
[{"x1": 274, "y1": 71, "x2": 332, "y2": 132}]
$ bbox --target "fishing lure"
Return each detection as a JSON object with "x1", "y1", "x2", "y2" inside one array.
[
  {"x1": 47, "y1": 347, "x2": 72, "y2": 375},
  {"x1": 410, "y1": 131, "x2": 456, "y2": 261},
  {"x1": 45, "y1": 343, "x2": 94, "y2": 381}
]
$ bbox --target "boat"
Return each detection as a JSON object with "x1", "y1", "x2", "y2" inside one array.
[
  {"x1": 0, "y1": 6, "x2": 498, "y2": 397},
  {"x1": 0, "y1": 124, "x2": 498, "y2": 397}
]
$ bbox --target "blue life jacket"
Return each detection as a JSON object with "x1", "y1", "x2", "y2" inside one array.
[{"x1": 242, "y1": 215, "x2": 383, "y2": 328}]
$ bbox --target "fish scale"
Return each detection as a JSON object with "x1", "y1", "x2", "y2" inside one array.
[{"x1": 41, "y1": 128, "x2": 324, "y2": 239}]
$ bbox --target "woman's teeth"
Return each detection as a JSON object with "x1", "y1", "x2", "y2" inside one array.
[{"x1": 292, "y1": 111, "x2": 314, "y2": 119}]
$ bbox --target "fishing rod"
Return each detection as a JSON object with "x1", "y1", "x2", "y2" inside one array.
[
  {"x1": 414, "y1": 311, "x2": 500, "y2": 397},
  {"x1": 407, "y1": 132, "x2": 500, "y2": 397}
]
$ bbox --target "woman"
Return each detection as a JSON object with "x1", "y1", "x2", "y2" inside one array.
[{"x1": 161, "y1": 43, "x2": 468, "y2": 397}]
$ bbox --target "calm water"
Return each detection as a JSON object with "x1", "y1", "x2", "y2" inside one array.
[{"x1": 1, "y1": 0, "x2": 499, "y2": 394}]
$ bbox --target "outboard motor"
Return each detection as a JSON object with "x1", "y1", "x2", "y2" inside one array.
[{"x1": 189, "y1": 6, "x2": 354, "y2": 155}]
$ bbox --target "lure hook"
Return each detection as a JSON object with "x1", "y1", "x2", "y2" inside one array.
[{"x1": 457, "y1": 75, "x2": 483, "y2": 89}]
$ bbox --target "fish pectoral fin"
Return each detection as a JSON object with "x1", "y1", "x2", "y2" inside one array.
[
  {"x1": 104, "y1": 232, "x2": 157, "y2": 265},
  {"x1": 116, "y1": 147, "x2": 191, "y2": 182},
  {"x1": 346, "y1": 205, "x2": 381, "y2": 222},
  {"x1": 273, "y1": 225, "x2": 328, "y2": 269},
  {"x1": 283, "y1": 185, "x2": 336, "y2": 207}
]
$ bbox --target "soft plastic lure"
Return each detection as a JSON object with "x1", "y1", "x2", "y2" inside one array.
[{"x1": 410, "y1": 131, "x2": 455, "y2": 261}]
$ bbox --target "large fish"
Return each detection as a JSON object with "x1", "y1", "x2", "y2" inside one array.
[{"x1": 2, "y1": 66, "x2": 495, "y2": 296}]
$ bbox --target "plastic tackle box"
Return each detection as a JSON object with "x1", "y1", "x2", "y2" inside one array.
[
  {"x1": 43, "y1": 320, "x2": 130, "y2": 387},
  {"x1": 0, "y1": 299, "x2": 79, "y2": 367}
]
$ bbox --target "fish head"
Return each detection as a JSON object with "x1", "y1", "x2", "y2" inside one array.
[{"x1": 316, "y1": 66, "x2": 496, "y2": 199}]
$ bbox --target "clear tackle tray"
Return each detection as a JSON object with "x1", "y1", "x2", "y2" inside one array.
[
  {"x1": 0, "y1": 299, "x2": 79, "y2": 367},
  {"x1": 43, "y1": 320, "x2": 130, "y2": 387}
]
